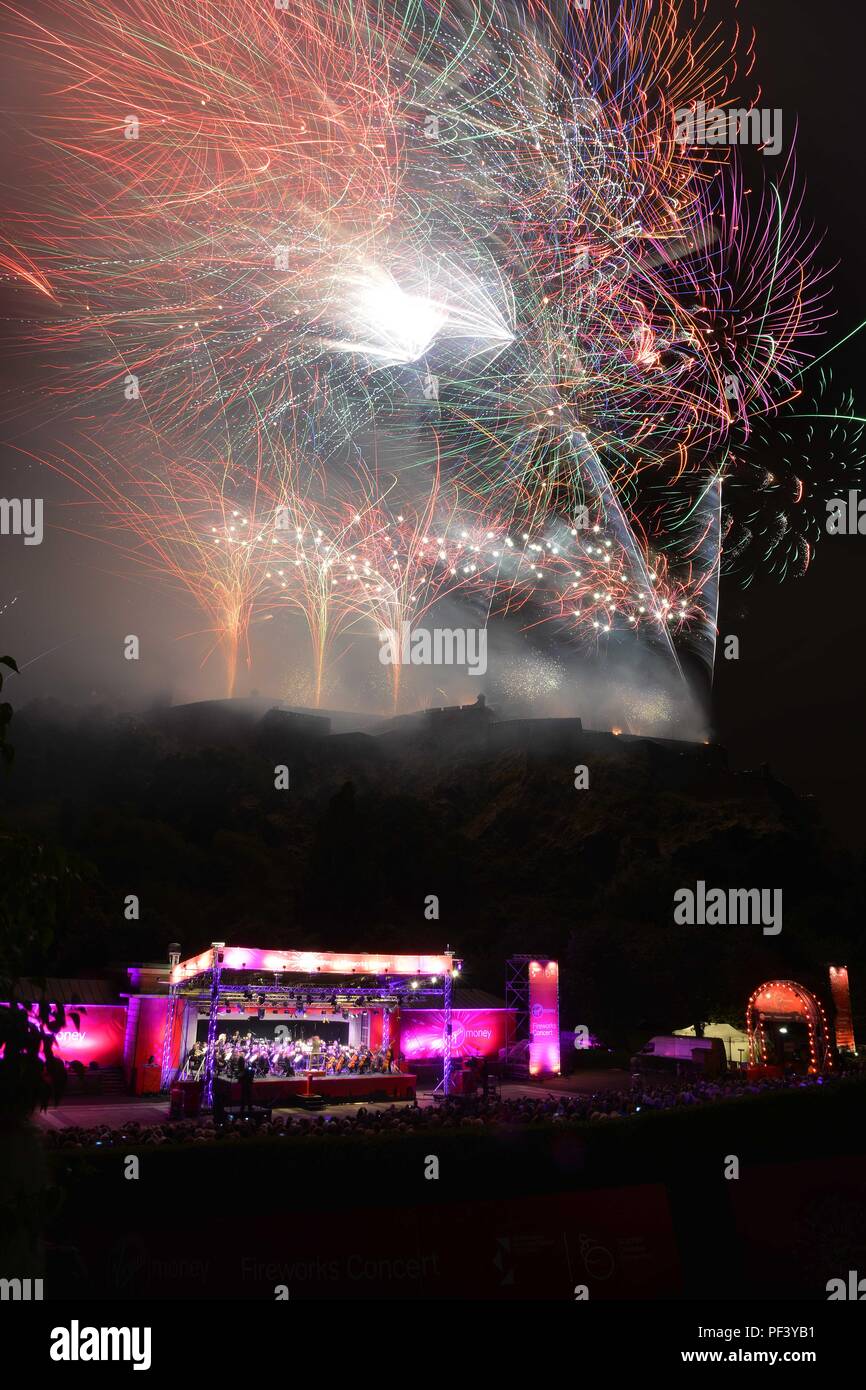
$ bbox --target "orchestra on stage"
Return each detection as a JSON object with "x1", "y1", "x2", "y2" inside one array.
[{"x1": 181, "y1": 1032, "x2": 398, "y2": 1081}]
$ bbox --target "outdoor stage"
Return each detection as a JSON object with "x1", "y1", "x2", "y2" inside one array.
[
  {"x1": 163, "y1": 945, "x2": 462, "y2": 1107},
  {"x1": 159, "y1": 945, "x2": 561, "y2": 1109}
]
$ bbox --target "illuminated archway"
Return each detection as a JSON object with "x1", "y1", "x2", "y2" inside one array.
[{"x1": 746, "y1": 980, "x2": 833, "y2": 1074}]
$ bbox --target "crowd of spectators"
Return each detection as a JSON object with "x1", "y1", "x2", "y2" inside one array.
[{"x1": 39, "y1": 1068, "x2": 835, "y2": 1150}]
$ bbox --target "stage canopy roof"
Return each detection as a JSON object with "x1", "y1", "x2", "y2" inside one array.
[{"x1": 171, "y1": 946, "x2": 455, "y2": 987}]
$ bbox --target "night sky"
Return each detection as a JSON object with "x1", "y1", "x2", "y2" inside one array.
[{"x1": 712, "y1": 1, "x2": 866, "y2": 845}]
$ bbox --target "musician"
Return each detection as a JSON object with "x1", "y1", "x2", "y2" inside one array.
[{"x1": 384, "y1": 1045, "x2": 394, "y2": 1073}]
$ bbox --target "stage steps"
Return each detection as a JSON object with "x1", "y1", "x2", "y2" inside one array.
[{"x1": 62, "y1": 1066, "x2": 128, "y2": 1100}]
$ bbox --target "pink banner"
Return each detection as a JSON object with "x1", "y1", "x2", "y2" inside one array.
[
  {"x1": 52, "y1": 1004, "x2": 127, "y2": 1068},
  {"x1": 400, "y1": 1009, "x2": 512, "y2": 1060}
]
